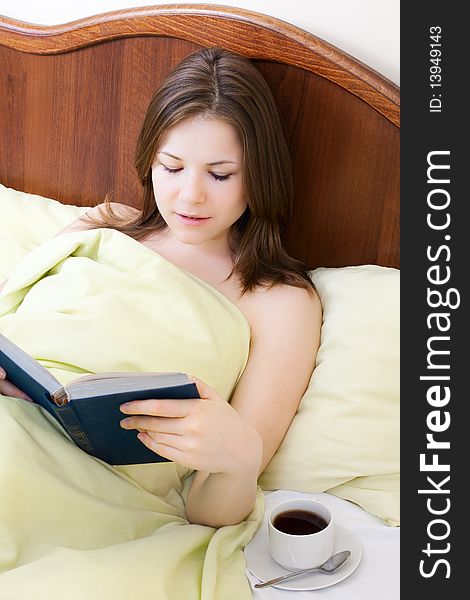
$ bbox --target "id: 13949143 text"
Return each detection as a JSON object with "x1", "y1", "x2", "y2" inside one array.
[{"x1": 429, "y1": 26, "x2": 443, "y2": 113}]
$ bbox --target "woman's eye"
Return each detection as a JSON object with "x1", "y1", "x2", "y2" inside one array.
[
  {"x1": 211, "y1": 173, "x2": 231, "y2": 182},
  {"x1": 162, "y1": 165, "x2": 181, "y2": 174},
  {"x1": 161, "y1": 165, "x2": 230, "y2": 181}
]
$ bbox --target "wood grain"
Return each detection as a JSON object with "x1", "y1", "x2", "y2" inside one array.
[
  {"x1": 0, "y1": 5, "x2": 399, "y2": 268},
  {"x1": 0, "y1": 5, "x2": 399, "y2": 126}
]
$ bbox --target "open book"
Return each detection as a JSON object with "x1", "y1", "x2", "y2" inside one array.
[{"x1": 0, "y1": 332, "x2": 199, "y2": 464}]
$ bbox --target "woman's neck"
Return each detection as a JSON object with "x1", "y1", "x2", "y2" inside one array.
[{"x1": 143, "y1": 230, "x2": 236, "y2": 285}]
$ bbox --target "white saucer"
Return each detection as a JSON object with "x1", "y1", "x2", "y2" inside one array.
[{"x1": 244, "y1": 522, "x2": 362, "y2": 591}]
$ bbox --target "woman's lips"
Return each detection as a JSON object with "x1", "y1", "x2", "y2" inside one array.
[{"x1": 176, "y1": 213, "x2": 211, "y2": 226}]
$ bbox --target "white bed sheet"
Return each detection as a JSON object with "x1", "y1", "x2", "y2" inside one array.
[{"x1": 245, "y1": 490, "x2": 400, "y2": 599}]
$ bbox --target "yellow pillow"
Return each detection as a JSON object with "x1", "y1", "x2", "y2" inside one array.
[
  {"x1": 259, "y1": 265, "x2": 400, "y2": 526},
  {"x1": 0, "y1": 183, "x2": 88, "y2": 280}
]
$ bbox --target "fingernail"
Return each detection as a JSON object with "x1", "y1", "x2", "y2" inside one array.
[
  {"x1": 120, "y1": 419, "x2": 130, "y2": 428},
  {"x1": 120, "y1": 404, "x2": 130, "y2": 413},
  {"x1": 0, "y1": 367, "x2": 5, "y2": 378}
]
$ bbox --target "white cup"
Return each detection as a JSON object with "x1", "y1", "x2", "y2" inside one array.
[{"x1": 268, "y1": 499, "x2": 334, "y2": 570}]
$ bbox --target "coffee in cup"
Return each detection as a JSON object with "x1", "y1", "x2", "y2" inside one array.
[
  {"x1": 268, "y1": 499, "x2": 334, "y2": 570},
  {"x1": 273, "y1": 509, "x2": 328, "y2": 535}
]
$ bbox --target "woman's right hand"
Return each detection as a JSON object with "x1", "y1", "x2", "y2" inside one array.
[{"x1": 0, "y1": 367, "x2": 32, "y2": 401}]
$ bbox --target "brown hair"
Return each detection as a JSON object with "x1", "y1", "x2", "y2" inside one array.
[{"x1": 89, "y1": 47, "x2": 315, "y2": 295}]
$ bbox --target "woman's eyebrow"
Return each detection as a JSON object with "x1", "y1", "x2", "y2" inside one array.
[{"x1": 158, "y1": 151, "x2": 237, "y2": 166}]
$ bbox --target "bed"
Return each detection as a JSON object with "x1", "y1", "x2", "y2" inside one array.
[{"x1": 0, "y1": 4, "x2": 399, "y2": 599}]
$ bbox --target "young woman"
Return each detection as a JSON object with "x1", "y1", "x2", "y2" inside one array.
[{"x1": 0, "y1": 47, "x2": 321, "y2": 595}]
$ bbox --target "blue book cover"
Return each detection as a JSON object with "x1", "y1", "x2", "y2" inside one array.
[{"x1": 0, "y1": 332, "x2": 199, "y2": 464}]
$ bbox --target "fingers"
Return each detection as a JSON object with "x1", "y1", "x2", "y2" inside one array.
[
  {"x1": 0, "y1": 367, "x2": 33, "y2": 401},
  {"x1": 136, "y1": 432, "x2": 184, "y2": 462},
  {"x1": 141, "y1": 431, "x2": 182, "y2": 447},
  {"x1": 120, "y1": 415, "x2": 185, "y2": 434},
  {"x1": 187, "y1": 374, "x2": 213, "y2": 399},
  {"x1": 120, "y1": 398, "x2": 199, "y2": 417},
  {"x1": 0, "y1": 378, "x2": 33, "y2": 401},
  {"x1": 119, "y1": 377, "x2": 218, "y2": 418}
]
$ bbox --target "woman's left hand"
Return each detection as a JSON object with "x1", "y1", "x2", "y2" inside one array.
[{"x1": 119, "y1": 376, "x2": 262, "y2": 475}]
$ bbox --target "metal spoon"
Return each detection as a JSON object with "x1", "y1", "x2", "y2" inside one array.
[{"x1": 254, "y1": 550, "x2": 351, "y2": 588}]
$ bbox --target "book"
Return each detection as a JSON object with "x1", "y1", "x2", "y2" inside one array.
[{"x1": 0, "y1": 332, "x2": 200, "y2": 465}]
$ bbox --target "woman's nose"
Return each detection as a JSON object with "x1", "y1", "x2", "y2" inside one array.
[{"x1": 178, "y1": 172, "x2": 206, "y2": 204}]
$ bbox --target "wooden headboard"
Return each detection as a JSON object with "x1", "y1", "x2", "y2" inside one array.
[{"x1": 0, "y1": 4, "x2": 399, "y2": 269}]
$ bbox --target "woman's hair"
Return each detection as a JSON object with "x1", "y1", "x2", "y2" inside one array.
[{"x1": 89, "y1": 47, "x2": 315, "y2": 295}]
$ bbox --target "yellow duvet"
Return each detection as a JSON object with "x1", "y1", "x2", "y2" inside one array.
[{"x1": 0, "y1": 229, "x2": 264, "y2": 599}]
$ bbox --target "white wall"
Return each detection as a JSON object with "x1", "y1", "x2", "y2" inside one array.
[{"x1": 0, "y1": 1, "x2": 399, "y2": 85}]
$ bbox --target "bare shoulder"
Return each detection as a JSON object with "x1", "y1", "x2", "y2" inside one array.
[
  {"x1": 102, "y1": 202, "x2": 140, "y2": 219},
  {"x1": 249, "y1": 283, "x2": 322, "y2": 335},
  {"x1": 55, "y1": 202, "x2": 139, "y2": 235},
  {"x1": 86, "y1": 202, "x2": 139, "y2": 222}
]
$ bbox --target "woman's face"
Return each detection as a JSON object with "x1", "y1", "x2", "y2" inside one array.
[{"x1": 152, "y1": 117, "x2": 246, "y2": 250}]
